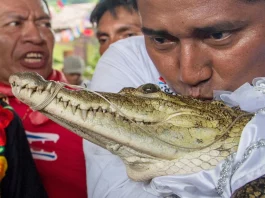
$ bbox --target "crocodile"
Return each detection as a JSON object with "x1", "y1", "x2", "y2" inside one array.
[{"x1": 9, "y1": 72, "x2": 253, "y2": 182}]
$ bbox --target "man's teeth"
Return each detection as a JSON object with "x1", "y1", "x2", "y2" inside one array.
[
  {"x1": 24, "y1": 53, "x2": 43, "y2": 63},
  {"x1": 24, "y1": 58, "x2": 42, "y2": 63},
  {"x1": 26, "y1": 53, "x2": 43, "y2": 58}
]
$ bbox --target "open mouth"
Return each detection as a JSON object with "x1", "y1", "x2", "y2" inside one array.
[
  {"x1": 24, "y1": 52, "x2": 43, "y2": 63},
  {"x1": 20, "y1": 52, "x2": 46, "y2": 68}
]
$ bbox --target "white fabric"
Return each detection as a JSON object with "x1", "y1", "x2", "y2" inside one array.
[
  {"x1": 84, "y1": 36, "x2": 160, "y2": 198},
  {"x1": 214, "y1": 77, "x2": 265, "y2": 112},
  {"x1": 84, "y1": 36, "x2": 265, "y2": 198},
  {"x1": 81, "y1": 79, "x2": 91, "y2": 89},
  {"x1": 83, "y1": 141, "x2": 158, "y2": 198},
  {"x1": 90, "y1": 36, "x2": 160, "y2": 92}
]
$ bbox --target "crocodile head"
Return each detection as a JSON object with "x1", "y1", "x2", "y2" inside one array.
[{"x1": 9, "y1": 72, "x2": 253, "y2": 181}]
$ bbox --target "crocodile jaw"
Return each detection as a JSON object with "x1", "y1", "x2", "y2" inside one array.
[{"x1": 9, "y1": 72, "x2": 184, "y2": 180}]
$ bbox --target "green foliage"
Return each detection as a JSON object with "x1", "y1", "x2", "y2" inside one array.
[
  {"x1": 85, "y1": 42, "x2": 100, "y2": 79},
  {"x1": 53, "y1": 42, "x2": 74, "y2": 70}
]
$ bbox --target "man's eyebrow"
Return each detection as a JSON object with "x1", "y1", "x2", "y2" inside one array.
[
  {"x1": 37, "y1": 15, "x2": 51, "y2": 21},
  {"x1": 96, "y1": 31, "x2": 109, "y2": 37},
  {"x1": 116, "y1": 26, "x2": 131, "y2": 34},
  {"x1": 195, "y1": 20, "x2": 247, "y2": 33},
  {"x1": 141, "y1": 27, "x2": 172, "y2": 37}
]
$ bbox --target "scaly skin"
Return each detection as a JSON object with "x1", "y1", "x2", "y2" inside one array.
[{"x1": 9, "y1": 72, "x2": 253, "y2": 182}]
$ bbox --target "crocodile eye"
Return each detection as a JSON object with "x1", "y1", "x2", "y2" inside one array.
[{"x1": 141, "y1": 84, "x2": 160, "y2": 94}]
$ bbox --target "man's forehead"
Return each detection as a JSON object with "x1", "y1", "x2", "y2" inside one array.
[
  {"x1": 137, "y1": 0, "x2": 263, "y2": 11},
  {"x1": 138, "y1": 0, "x2": 264, "y2": 20},
  {"x1": 137, "y1": 0, "x2": 260, "y2": 4},
  {"x1": 138, "y1": 0, "x2": 265, "y2": 38},
  {"x1": 0, "y1": 0, "x2": 50, "y2": 16}
]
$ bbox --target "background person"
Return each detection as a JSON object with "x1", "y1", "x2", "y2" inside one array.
[
  {"x1": 62, "y1": 55, "x2": 90, "y2": 87},
  {"x1": 90, "y1": 0, "x2": 142, "y2": 55},
  {"x1": 85, "y1": 0, "x2": 265, "y2": 197},
  {"x1": 0, "y1": 0, "x2": 87, "y2": 197}
]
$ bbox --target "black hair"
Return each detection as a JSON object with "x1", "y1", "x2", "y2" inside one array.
[
  {"x1": 131, "y1": 0, "x2": 137, "y2": 10},
  {"x1": 90, "y1": 0, "x2": 138, "y2": 26}
]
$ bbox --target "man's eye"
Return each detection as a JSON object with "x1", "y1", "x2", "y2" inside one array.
[
  {"x1": 8, "y1": 21, "x2": 20, "y2": 27},
  {"x1": 121, "y1": 32, "x2": 137, "y2": 39},
  {"x1": 149, "y1": 36, "x2": 176, "y2": 50},
  {"x1": 209, "y1": 32, "x2": 231, "y2": 40},
  {"x1": 43, "y1": 22, "x2": 51, "y2": 28},
  {"x1": 203, "y1": 31, "x2": 233, "y2": 46},
  {"x1": 39, "y1": 21, "x2": 51, "y2": 28},
  {"x1": 153, "y1": 37, "x2": 167, "y2": 44},
  {"x1": 127, "y1": 33, "x2": 135, "y2": 37},
  {"x1": 98, "y1": 38, "x2": 107, "y2": 44}
]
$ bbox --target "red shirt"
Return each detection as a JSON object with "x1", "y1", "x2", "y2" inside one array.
[{"x1": 0, "y1": 70, "x2": 87, "y2": 198}]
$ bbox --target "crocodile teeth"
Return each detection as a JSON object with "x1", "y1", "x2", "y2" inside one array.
[
  {"x1": 17, "y1": 86, "x2": 22, "y2": 94},
  {"x1": 37, "y1": 87, "x2": 43, "y2": 94},
  {"x1": 28, "y1": 89, "x2": 33, "y2": 97},
  {"x1": 63, "y1": 101, "x2": 68, "y2": 108},
  {"x1": 81, "y1": 110, "x2": 87, "y2": 121},
  {"x1": 50, "y1": 87, "x2": 55, "y2": 94},
  {"x1": 71, "y1": 106, "x2": 77, "y2": 114},
  {"x1": 46, "y1": 82, "x2": 52, "y2": 91}
]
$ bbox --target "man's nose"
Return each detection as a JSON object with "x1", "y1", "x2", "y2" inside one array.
[
  {"x1": 179, "y1": 41, "x2": 212, "y2": 86},
  {"x1": 21, "y1": 22, "x2": 44, "y2": 44}
]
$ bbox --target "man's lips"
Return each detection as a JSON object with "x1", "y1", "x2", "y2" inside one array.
[
  {"x1": 20, "y1": 52, "x2": 47, "y2": 69},
  {"x1": 175, "y1": 86, "x2": 214, "y2": 100},
  {"x1": 184, "y1": 87, "x2": 201, "y2": 98}
]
